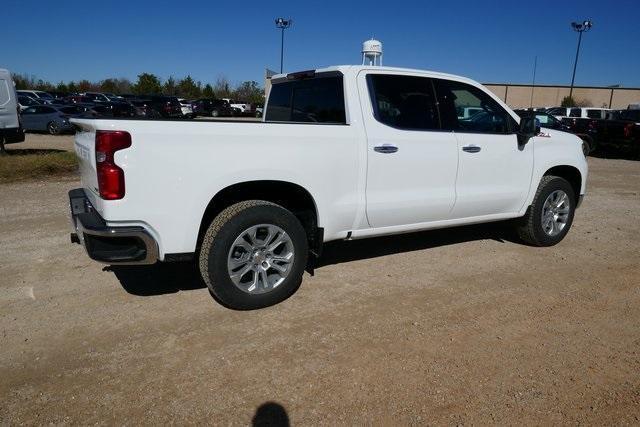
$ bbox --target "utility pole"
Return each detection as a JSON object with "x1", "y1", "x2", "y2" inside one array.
[
  {"x1": 530, "y1": 55, "x2": 537, "y2": 109},
  {"x1": 568, "y1": 20, "x2": 593, "y2": 105},
  {"x1": 275, "y1": 18, "x2": 292, "y2": 74}
]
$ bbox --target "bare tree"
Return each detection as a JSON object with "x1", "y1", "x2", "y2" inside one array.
[{"x1": 213, "y1": 75, "x2": 232, "y2": 98}]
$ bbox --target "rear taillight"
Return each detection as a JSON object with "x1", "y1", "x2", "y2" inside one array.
[
  {"x1": 624, "y1": 123, "x2": 634, "y2": 138},
  {"x1": 95, "y1": 130, "x2": 131, "y2": 200}
]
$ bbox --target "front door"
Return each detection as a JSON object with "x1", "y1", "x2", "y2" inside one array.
[
  {"x1": 432, "y1": 78, "x2": 534, "y2": 219},
  {"x1": 359, "y1": 72, "x2": 459, "y2": 228}
]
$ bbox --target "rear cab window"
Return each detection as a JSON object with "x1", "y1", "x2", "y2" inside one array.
[{"x1": 265, "y1": 72, "x2": 346, "y2": 124}]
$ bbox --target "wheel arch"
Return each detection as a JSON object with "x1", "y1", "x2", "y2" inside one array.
[
  {"x1": 196, "y1": 180, "x2": 321, "y2": 254},
  {"x1": 543, "y1": 165, "x2": 582, "y2": 202}
]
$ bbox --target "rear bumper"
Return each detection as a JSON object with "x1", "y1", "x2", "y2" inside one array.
[{"x1": 68, "y1": 188, "x2": 158, "y2": 264}]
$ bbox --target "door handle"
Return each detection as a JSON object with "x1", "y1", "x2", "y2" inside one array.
[
  {"x1": 462, "y1": 145, "x2": 481, "y2": 153},
  {"x1": 373, "y1": 144, "x2": 399, "y2": 154}
]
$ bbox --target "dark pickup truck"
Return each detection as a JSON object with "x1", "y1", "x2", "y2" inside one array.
[{"x1": 562, "y1": 109, "x2": 640, "y2": 158}]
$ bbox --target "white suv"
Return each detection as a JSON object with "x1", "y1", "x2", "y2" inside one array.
[{"x1": 547, "y1": 107, "x2": 610, "y2": 120}]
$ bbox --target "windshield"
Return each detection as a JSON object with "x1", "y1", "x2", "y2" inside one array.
[{"x1": 37, "y1": 92, "x2": 54, "y2": 99}]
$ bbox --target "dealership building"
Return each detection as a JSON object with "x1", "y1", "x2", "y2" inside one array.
[{"x1": 484, "y1": 83, "x2": 640, "y2": 109}]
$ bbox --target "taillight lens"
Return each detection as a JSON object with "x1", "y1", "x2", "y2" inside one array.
[{"x1": 95, "y1": 131, "x2": 131, "y2": 200}]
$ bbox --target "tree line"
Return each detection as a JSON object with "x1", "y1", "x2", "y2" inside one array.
[{"x1": 13, "y1": 73, "x2": 265, "y2": 104}]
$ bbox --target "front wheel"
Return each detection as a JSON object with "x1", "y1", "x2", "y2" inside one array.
[
  {"x1": 199, "y1": 200, "x2": 308, "y2": 310},
  {"x1": 516, "y1": 176, "x2": 576, "y2": 246},
  {"x1": 47, "y1": 121, "x2": 60, "y2": 135},
  {"x1": 211, "y1": 109, "x2": 219, "y2": 117}
]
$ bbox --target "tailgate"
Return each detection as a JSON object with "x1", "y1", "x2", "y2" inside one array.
[{"x1": 70, "y1": 119, "x2": 100, "y2": 205}]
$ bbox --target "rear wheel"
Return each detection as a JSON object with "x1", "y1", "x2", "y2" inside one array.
[
  {"x1": 516, "y1": 176, "x2": 576, "y2": 246},
  {"x1": 211, "y1": 109, "x2": 219, "y2": 117},
  {"x1": 47, "y1": 121, "x2": 60, "y2": 135},
  {"x1": 199, "y1": 200, "x2": 308, "y2": 310}
]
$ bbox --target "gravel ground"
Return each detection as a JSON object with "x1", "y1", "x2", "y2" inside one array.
[{"x1": 1, "y1": 136, "x2": 639, "y2": 424}]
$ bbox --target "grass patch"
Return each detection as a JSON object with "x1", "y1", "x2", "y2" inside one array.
[{"x1": 0, "y1": 149, "x2": 78, "y2": 183}]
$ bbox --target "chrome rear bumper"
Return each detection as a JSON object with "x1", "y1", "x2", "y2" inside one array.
[{"x1": 69, "y1": 189, "x2": 158, "y2": 265}]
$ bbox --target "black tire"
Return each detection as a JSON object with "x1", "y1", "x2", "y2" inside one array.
[
  {"x1": 47, "y1": 121, "x2": 60, "y2": 135},
  {"x1": 199, "y1": 200, "x2": 308, "y2": 310},
  {"x1": 516, "y1": 176, "x2": 576, "y2": 246},
  {"x1": 579, "y1": 135, "x2": 595, "y2": 155}
]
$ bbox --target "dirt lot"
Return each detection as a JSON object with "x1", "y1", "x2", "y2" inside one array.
[{"x1": 1, "y1": 135, "x2": 639, "y2": 424}]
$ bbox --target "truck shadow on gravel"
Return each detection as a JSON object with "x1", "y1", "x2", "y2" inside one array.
[
  {"x1": 317, "y1": 221, "x2": 513, "y2": 268},
  {"x1": 107, "y1": 262, "x2": 206, "y2": 296},
  {"x1": 108, "y1": 222, "x2": 513, "y2": 297}
]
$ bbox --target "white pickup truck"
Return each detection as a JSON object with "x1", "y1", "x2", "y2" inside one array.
[{"x1": 69, "y1": 65, "x2": 588, "y2": 309}]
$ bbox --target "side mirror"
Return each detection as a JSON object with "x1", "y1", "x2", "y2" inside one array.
[{"x1": 518, "y1": 116, "x2": 538, "y2": 145}]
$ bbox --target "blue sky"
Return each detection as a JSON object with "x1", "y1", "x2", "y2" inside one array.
[{"x1": 3, "y1": 0, "x2": 639, "y2": 87}]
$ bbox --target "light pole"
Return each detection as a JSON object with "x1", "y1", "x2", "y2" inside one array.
[
  {"x1": 568, "y1": 20, "x2": 593, "y2": 105},
  {"x1": 275, "y1": 18, "x2": 292, "y2": 74}
]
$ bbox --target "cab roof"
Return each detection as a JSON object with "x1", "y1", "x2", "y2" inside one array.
[{"x1": 273, "y1": 65, "x2": 480, "y2": 87}]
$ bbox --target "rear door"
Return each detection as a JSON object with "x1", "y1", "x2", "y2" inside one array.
[
  {"x1": 20, "y1": 106, "x2": 39, "y2": 130},
  {"x1": 432, "y1": 78, "x2": 533, "y2": 218},
  {"x1": 359, "y1": 72, "x2": 459, "y2": 228}
]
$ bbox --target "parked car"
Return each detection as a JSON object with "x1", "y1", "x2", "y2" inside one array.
[
  {"x1": 81, "y1": 92, "x2": 113, "y2": 103},
  {"x1": 0, "y1": 69, "x2": 25, "y2": 147},
  {"x1": 191, "y1": 98, "x2": 233, "y2": 117},
  {"x1": 145, "y1": 96, "x2": 183, "y2": 118},
  {"x1": 223, "y1": 98, "x2": 252, "y2": 115},
  {"x1": 17, "y1": 90, "x2": 55, "y2": 104},
  {"x1": 65, "y1": 95, "x2": 97, "y2": 104},
  {"x1": 129, "y1": 99, "x2": 161, "y2": 118},
  {"x1": 515, "y1": 109, "x2": 595, "y2": 155},
  {"x1": 17, "y1": 95, "x2": 42, "y2": 111},
  {"x1": 177, "y1": 98, "x2": 194, "y2": 118},
  {"x1": 547, "y1": 107, "x2": 610, "y2": 120},
  {"x1": 20, "y1": 105, "x2": 76, "y2": 134},
  {"x1": 104, "y1": 93, "x2": 124, "y2": 101},
  {"x1": 49, "y1": 91, "x2": 69, "y2": 101},
  {"x1": 68, "y1": 65, "x2": 588, "y2": 310},
  {"x1": 594, "y1": 109, "x2": 640, "y2": 158}
]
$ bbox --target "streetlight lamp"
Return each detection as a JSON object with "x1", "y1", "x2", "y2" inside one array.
[
  {"x1": 568, "y1": 19, "x2": 593, "y2": 105},
  {"x1": 275, "y1": 17, "x2": 293, "y2": 74}
]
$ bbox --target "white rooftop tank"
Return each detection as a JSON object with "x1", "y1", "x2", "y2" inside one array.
[{"x1": 362, "y1": 39, "x2": 382, "y2": 66}]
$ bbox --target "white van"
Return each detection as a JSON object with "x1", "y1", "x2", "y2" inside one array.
[{"x1": 0, "y1": 69, "x2": 25, "y2": 150}]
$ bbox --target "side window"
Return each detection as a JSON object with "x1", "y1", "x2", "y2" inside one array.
[
  {"x1": 265, "y1": 74, "x2": 346, "y2": 123},
  {"x1": 535, "y1": 114, "x2": 550, "y2": 125},
  {"x1": 366, "y1": 74, "x2": 439, "y2": 131},
  {"x1": 433, "y1": 79, "x2": 515, "y2": 134},
  {"x1": 569, "y1": 108, "x2": 581, "y2": 117},
  {"x1": 39, "y1": 106, "x2": 55, "y2": 114},
  {"x1": 586, "y1": 109, "x2": 601, "y2": 119},
  {"x1": 0, "y1": 79, "x2": 10, "y2": 106},
  {"x1": 22, "y1": 107, "x2": 37, "y2": 114}
]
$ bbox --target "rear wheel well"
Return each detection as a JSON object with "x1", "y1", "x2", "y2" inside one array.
[
  {"x1": 544, "y1": 166, "x2": 582, "y2": 201},
  {"x1": 197, "y1": 181, "x2": 320, "y2": 254}
]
